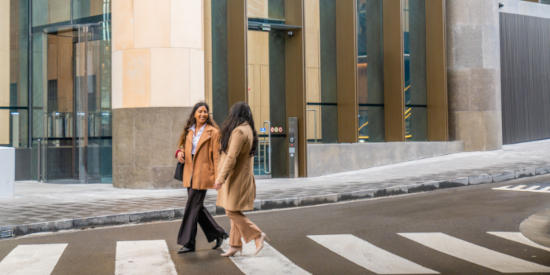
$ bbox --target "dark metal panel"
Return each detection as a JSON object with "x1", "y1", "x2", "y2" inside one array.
[{"x1": 500, "y1": 13, "x2": 550, "y2": 144}]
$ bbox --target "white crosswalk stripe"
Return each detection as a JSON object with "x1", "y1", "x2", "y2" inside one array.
[
  {"x1": 115, "y1": 240, "x2": 177, "y2": 275},
  {"x1": 487, "y1": 231, "x2": 550, "y2": 252},
  {"x1": 493, "y1": 183, "x2": 550, "y2": 193},
  {"x1": 399, "y1": 232, "x2": 550, "y2": 273},
  {"x1": 308, "y1": 234, "x2": 439, "y2": 274},
  {"x1": 222, "y1": 240, "x2": 310, "y2": 275},
  {"x1": 0, "y1": 243, "x2": 67, "y2": 275},
  {"x1": 2, "y1": 232, "x2": 548, "y2": 274}
]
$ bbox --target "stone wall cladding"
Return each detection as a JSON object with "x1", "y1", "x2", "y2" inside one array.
[
  {"x1": 307, "y1": 141, "x2": 464, "y2": 177},
  {"x1": 113, "y1": 107, "x2": 192, "y2": 189}
]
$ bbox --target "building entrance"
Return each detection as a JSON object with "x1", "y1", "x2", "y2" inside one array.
[
  {"x1": 36, "y1": 23, "x2": 111, "y2": 183},
  {"x1": 247, "y1": 20, "x2": 291, "y2": 178}
]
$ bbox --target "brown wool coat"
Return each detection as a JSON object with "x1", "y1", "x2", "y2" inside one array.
[
  {"x1": 182, "y1": 124, "x2": 220, "y2": 190},
  {"x1": 216, "y1": 123, "x2": 256, "y2": 211}
]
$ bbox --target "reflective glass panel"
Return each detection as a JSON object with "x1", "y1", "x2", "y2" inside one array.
[
  {"x1": 357, "y1": 0, "x2": 384, "y2": 142},
  {"x1": 403, "y1": 0, "x2": 427, "y2": 140}
]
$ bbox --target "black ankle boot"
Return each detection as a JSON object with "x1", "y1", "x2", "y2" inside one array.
[
  {"x1": 212, "y1": 232, "x2": 229, "y2": 250},
  {"x1": 177, "y1": 246, "x2": 195, "y2": 254}
]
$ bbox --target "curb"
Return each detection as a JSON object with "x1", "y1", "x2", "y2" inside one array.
[{"x1": 2, "y1": 165, "x2": 550, "y2": 239}]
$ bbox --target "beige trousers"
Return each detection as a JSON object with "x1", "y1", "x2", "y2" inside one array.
[{"x1": 226, "y1": 210, "x2": 262, "y2": 247}]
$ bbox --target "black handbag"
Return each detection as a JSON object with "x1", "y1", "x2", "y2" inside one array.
[{"x1": 174, "y1": 162, "x2": 184, "y2": 181}]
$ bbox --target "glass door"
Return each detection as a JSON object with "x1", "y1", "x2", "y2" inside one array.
[
  {"x1": 39, "y1": 23, "x2": 111, "y2": 183},
  {"x1": 247, "y1": 30, "x2": 272, "y2": 177}
]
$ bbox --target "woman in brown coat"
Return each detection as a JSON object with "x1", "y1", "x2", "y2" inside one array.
[
  {"x1": 214, "y1": 102, "x2": 267, "y2": 257},
  {"x1": 175, "y1": 102, "x2": 228, "y2": 254}
]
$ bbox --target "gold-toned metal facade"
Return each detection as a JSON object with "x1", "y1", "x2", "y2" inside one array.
[{"x1": 206, "y1": 0, "x2": 448, "y2": 177}]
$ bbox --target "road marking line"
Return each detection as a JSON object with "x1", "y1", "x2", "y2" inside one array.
[
  {"x1": 399, "y1": 232, "x2": 550, "y2": 273},
  {"x1": 0, "y1": 243, "x2": 67, "y2": 275},
  {"x1": 308, "y1": 234, "x2": 439, "y2": 274},
  {"x1": 493, "y1": 184, "x2": 550, "y2": 193},
  {"x1": 222, "y1": 240, "x2": 310, "y2": 275},
  {"x1": 115, "y1": 240, "x2": 176, "y2": 275},
  {"x1": 487, "y1": 232, "x2": 550, "y2": 253}
]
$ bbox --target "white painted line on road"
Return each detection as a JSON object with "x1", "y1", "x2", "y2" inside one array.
[
  {"x1": 308, "y1": 234, "x2": 439, "y2": 274},
  {"x1": 0, "y1": 243, "x2": 67, "y2": 275},
  {"x1": 493, "y1": 184, "x2": 550, "y2": 194},
  {"x1": 399, "y1": 232, "x2": 550, "y2": 273},
  {"x1": 115, "y1": 240, "x2": 176, "y2": 275},
  {"x1": 222, "y1": 240, "x2": 310, "y2": 275},
  {"x1": 487, "y1": 232, "x2": 550, "y2": 253}
]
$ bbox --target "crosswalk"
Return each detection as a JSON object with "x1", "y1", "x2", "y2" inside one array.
[
  {"x1": 493, "y1": 183, "x2": 550, "y2": 193},
  {"x1": 0, "y1": 232, "x2": 549, "y2": 275}
]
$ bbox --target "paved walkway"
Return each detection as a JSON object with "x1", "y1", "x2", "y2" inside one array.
[{"x1": 2, "y1": 139, "x2": 550, "y2": 239}]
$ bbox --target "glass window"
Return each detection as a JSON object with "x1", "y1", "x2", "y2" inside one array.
[
  {"x1": 73, "y1": 0, "x2": 109, "y2": 20},
  {"x1": 357, "y1": 0, "x2": 384, "y2": 142},
  {"x1": 404, "y1": 0, "x2": 427, "y2": 141},
  {"x1": 32, "y1": 0, "x2": 70, "y2": 26},
  {"x1": 247, "y1": 0, "x2": 285, "y2": 20},
  {"x1": 3, "y1": 0, "x2": 30, "y2": 148}
]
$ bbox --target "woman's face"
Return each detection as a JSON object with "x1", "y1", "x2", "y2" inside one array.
[{"x1": 194, "y1": 106, "x2": 209, "y2": 125}]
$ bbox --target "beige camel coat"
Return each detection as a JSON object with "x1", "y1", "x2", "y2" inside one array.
[
  {"x1": 182, "y1": 124, "x2": 220, "y2": 190},
  {"x1": 216, "y1": 123, "x2": 256, "y2": 211}
]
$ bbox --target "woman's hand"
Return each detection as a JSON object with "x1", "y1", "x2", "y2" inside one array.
[
  {"x1": 214, "y1": 180, "x2": 223, "y2": 190},
  {"x1": 177, "y1": 151, "x2": 185, "y2": 163}
]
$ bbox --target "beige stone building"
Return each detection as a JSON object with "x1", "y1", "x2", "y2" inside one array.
[{"x1": 2, "y1": 0, "x2": 549, "y2": 188}]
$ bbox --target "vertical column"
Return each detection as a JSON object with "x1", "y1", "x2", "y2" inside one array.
[
  {"x1": 0, "y1": 0, "x2": 9, "y2": 145},
  {"x1": 111, "y1": 0, "x2": 206, "y2": 188},
  {"x1": 446, "y1": 0, "x2": 502, "y2": 150},
  {"x1": 227, "y1": 0, "x2": 247, "y2": 107},
  {"x1": 425, "y1": 0, "x2": 448, "y2": 141},
  {"x1": 285, "y1": 0, "x2": 307, "y2": 177},
  {"x1": 383, "y1": 0, "x2": 405, "y2": 141},
  {"x1": 304, "y1": 0, "x2": 321, "y2": 142},
  {"x1": 336, "y1": 0, "x2": 358, "y2": 143}
]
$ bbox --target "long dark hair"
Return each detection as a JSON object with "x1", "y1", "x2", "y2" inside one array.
[
  {"x1": 177, "y1": 102, "x2": 216, "y2": 148},
  {"x1": 219, "y1": 102, "x2": 258, "y2": 156}
]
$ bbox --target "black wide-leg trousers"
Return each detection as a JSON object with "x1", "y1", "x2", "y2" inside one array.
[{"x1": 177, "y1": 187, "x2": 225, "y2": 249}]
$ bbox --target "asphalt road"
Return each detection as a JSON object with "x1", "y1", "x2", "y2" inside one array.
[{"x1": 1, "y1": 175, "x2": 550, "y2": 275}]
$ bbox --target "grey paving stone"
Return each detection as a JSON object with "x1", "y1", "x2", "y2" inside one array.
[
  {"x1": 439, "y1": 177, "x2": 469, "y2": 188},
  {"x1": 129, "y1": 210, "x2": 175, "y2": 223},
  {"x1": 469, "y1": 174, "x2": 492, "y2": 185},
  {"x1": 260, "y1": 198, "x2": 299, "y2": 210},
  {"x1": 491, "y1": 171, "x2": 516, "y2": 183},
  {"x1": 515, "y1": 167, "x2": 536, "y2": 178},
  {"x1": 297, "y1": 194, "x2": 338, "y2": 206},
  {"x1": 536, "y1": 166, "x2": 550, "y2": 175}
]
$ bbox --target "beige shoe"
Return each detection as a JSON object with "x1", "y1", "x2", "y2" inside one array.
[
  {"x1": 221, "y1": 246, "x2": 242, "y2": 257},
  {"x1": 254, "y1": 232, "x2": 269, "y2": 256}
]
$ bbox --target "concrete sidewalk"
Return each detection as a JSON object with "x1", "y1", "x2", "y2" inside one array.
[{"x1": 2, "y1": 139, "x2": 550, "y2": 239}]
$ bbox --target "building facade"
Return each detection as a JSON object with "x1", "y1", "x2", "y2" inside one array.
[{"x1": 1, "y1": 0, "x2": 547, "y2": 188}]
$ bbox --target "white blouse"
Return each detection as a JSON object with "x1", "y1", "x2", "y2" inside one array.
[{"x1": 190, "y1": 124, "x2": 206, "y2": 155}]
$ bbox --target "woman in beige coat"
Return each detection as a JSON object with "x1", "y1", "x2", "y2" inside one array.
[{"x1": 214, "y1": 102, "x2": 267, "y2": 257}]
